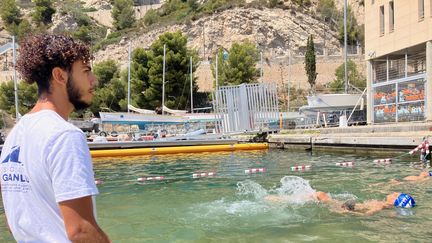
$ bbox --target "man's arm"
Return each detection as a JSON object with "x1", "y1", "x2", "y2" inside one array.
[{"x1": 59, "y1": 196, "x2": 110, "y2": 243}]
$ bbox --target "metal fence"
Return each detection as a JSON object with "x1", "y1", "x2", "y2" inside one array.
[{"x1": 213, "y1": 83, "x2": 279, "y2": 134}]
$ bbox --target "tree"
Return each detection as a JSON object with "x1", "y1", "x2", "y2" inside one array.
[
  {"x1": 211, "y1": 40, "x2": 259, "y2": 86},
  {"x1": 131, "y1": 31, "x2": 199, "y2": 111},
  {"x1": 130, "y1": 48, "x2": 151, "y2": 109},
  {"x1": 0, "y1": 81, "x2": 38, "y2": 117},
  {"x1": 32, "y1": 0, "x2": 56, "y2": 25},
  {"x1": 16, "y1": 19, "x2": 33, "y2": 40},
  {"x1": 305, "y1": 35, "x2": 317, "y2": 93},
  {"x1": 93, "y1": 60, "x2": 119, "y2": 87},
  {"x1": 72, "y1": 26, "x2": 92, "y2": 44},
  {"x1": 317, "y1": 0, "x2": 337, "y2": 22},
  {"x1": 328, "y1": 60, "x2": 366, "y2": 93},
  {"x1": 0, "y1": 0, "x2": 21, "y2": 27},
  {"x1": 338, "y1": 5, "x2": 360, "y2": 45},
  {"x1": 112, "y1": 0, "x2": 136, "y2": 30},
  {"x1": 187, "y1": 0, "x2": 199, "y2": 11},
  {"x1": 89, "y1": 60, "x2": 127, "y2": 115}
]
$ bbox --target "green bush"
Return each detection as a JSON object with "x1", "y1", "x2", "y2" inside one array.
[
  {"x1": 82, "y1": 7, "x2": 97, "y2": 12},
  {"x1": 268, "y1": 0, "x2": 279, "y2": 8},
  {"x1": 72, "y1": 25, "x2": 92, "y2": 43},
  {"x1": 92, "y1": 35, "x2": 122, "y2": 51},
  {"x1": 32, "y1": 0, "x2": 56, "y2": 25},
  {"x1": 317, "y1": 0, "x2": 337, "y2": 21},
  {"x1": 328, "y1": 60, "x2": 366, "y2": 92},
  {"x1": 112, "y1": 0, "x2": 136, "y2": 30},
  {"x1": 0, "y1": 0, "x2": 22, "y2": 26},
  {"x1": 106, "y1": 31, "x2": 122, "y2": 39},
  {"x1": 143, "y1": 9, "x2": 159, "y2": 26}
]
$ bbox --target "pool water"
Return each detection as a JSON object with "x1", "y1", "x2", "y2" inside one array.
[{"x1": 1, "y1": 149, "x2": 432, "y2": 242}]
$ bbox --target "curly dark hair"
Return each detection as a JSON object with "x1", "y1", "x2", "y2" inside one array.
[{"x1": 16, "y1": 34, "x2": 91, "y2": 95}]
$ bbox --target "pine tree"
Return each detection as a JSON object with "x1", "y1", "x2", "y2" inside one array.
[
  {"x1": 112, "y1": 0, "x2": 136, "y2": 30},
  {"x1": 32, "y1": 0, "x2": 56, "y2": 25},
  {"x1": 0, "y1": 0, "x2": 21, "y2": 26},
  {"x1": 305, "y1": 34, "x2": 317, "y2": 93}
]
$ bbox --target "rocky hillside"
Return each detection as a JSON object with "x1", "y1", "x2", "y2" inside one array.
[
  {"x1": 94, "y1": 6, "x2": 342, "y2": 66},
  {"x1": 92, "y1": 0, "x2": 364, "y2": 65},
  {"x1": 0, "y1": 0, "x2": 365, "y2": 91}
]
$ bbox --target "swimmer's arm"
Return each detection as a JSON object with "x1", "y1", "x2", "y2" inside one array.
[
  {"x1": 264, "y1": 195, "x2": 290, "y2": 203},
  {"x1": 59, "y1": 196, "x2": 111, "y2": 243},
  {"x1": 403, "y1": 175, "x2": 421, "y2": 181}
]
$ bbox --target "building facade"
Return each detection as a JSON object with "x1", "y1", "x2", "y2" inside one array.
[{"x1": 365, "y1": 0, "x2": 432, "y2": 123}]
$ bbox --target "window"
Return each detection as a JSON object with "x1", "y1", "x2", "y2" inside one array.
[
  {"x1": 389, "y1": 1, "x2": 394, "y2": 32},
  {"x1": 419, "y1": 0, "x2": 424, "y2": 20},
  {"x1": 380, "y1": 5, "x2": 385, "y2": 35}
]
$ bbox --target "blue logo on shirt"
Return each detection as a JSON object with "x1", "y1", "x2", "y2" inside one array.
[{"x1": 1, "y1": 146, "x2": 22, "y2": 164}]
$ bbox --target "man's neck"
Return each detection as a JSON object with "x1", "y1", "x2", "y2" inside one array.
[{"x1": 31, "y1": 94, "x2": 73, "y2": 120}]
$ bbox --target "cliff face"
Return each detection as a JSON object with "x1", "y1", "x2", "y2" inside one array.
[
  {"x1": 0, "y1": 0, "x2": 365, "y2": 90},
  {"x1": 94, "y1": 7, "x2": 342, "y2": 64}
]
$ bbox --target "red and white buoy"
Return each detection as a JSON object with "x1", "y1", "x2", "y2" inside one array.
[
  {"x1": 290, "y1": 165, "x2": 311, "y2": 171},
  {"x1": 244, "y1": 168, "x2": 266, "y2": 174},
  {"x1": 95, "y1": 179, "x2": 103, "y2": 185},
  {"x1": 336, "y1": 161, "x2": 355, "y2": 167},
  {"x1": 373, "y1": 158, "x2": 392, "y2": 163},
  {"x1": 192, "y1": 172, "x2": 216, "y2": 178},
  {"x1": 374, "y1": 158, "x2": 392, "y2": 165},
  {"x1": 137, "y1": 176, "x2": 165, "y2": 181}
]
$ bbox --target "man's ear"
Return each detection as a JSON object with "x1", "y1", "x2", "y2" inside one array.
[{"x1": 51, "y1": 67, "x2": 68, "y2": 85}]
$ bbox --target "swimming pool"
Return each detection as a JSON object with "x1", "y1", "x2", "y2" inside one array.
[{"x1": 1, "y1": 149, "x2": 431, "y2": 242}]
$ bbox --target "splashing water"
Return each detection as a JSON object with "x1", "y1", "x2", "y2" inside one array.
[
  {"x1": 266, "y1": 176, "x2": 318, "y2": 204},
  {"x1": 236, "y1": 180, "x2": 268, "y2": 199}
]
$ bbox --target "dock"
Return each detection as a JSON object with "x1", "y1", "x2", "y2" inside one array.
[{"x1": 264, "y1": 122, "x2": 432, "y2": 151}]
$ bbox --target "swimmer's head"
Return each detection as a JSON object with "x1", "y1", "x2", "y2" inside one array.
[
  {"x1": 390, "y1": 193, "x2": 416, "y2": 208},
  {"x1": 342, "y1": 200, "x2": 356, "y2": 211}
]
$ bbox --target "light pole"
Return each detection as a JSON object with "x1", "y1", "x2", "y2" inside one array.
[
  {"x1": 12, "y1": 36, "x2": 19, "y2": 120},
  {"x1": 344, "y1": 0, "x2": 348, "y2": 93}
]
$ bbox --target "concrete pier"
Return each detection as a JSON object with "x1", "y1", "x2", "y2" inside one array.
[{"x1": 266, "y1": 122, "x2": 432, "y2": 151}]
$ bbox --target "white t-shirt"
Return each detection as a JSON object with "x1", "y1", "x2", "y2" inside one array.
[{"x1": 0, "y1": 110, "x2": 98, "y2": 243}]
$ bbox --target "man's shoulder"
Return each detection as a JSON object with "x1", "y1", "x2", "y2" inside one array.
[
  {"x1": 26, "y1": 110, "x2": 81, "y2": 132},
  {"x1": 20, "y1": 111, "x2": 84, "y2": 144}
]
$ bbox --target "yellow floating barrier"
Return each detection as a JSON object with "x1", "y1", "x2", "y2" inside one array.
[{"x1": 91, "y1": 143, "x2": 268, "y2": 158}]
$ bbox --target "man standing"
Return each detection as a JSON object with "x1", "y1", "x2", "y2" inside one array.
[{"x1": 0, "y1": 34, "x2": 110, "y2": 242}]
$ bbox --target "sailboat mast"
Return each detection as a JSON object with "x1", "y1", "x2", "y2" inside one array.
[
  {"x1": 190, "y1": 56, "x2": 193, "y2": 114},
  {"x1": 127, "y1": 42, "x2": 131, "y2": 113},
  {"x1": 162, "y1": 44, "x2": 166, "y2": 115}
]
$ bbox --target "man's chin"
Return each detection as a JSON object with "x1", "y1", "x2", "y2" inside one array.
[{"x1": 72, "y1": 101, "x2": 92, "y2": 111}]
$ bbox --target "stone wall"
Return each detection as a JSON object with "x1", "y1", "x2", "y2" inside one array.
[{"x1": 196, "y1": 54, "x2": 366, "y2": 92}]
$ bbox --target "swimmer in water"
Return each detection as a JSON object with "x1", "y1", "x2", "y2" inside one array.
[
  {"x1": 401, "y1": 171, "x2": 432, "y2": 181},
  {"x1": 370, "y1": 171, "x2": 432, "y2": 188},
  {"x1": 339, "y1": 192, "x2": 416, "y2": 216},
  {"x1": 383, "y1": 171, "x2": 432, "y2": 186},
  {"x1": 266, "y1": 191, "x2": 415, "y2": 216}
]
